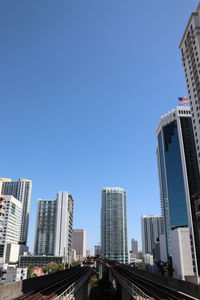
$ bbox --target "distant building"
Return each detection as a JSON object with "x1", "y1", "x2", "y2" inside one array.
[
  {"x1": 157, "y1": 107, "x2": 200, "y2": 280},
  {"x1": 34, "y1": 191, "x2": 74, "y2": 262},
  {"x1": 0, "y1": 178, "x2": 32, "y2": 245},
  {"x1": 143, "y1": 254, "x2": 154, "y2": 266},
  {"x1": 94, "y1": 245, "x2": 101, "y2": 257},
  {"x1": 131, "y1": 239, "x2": 138, "y2": 255},
  {"x1": 141, "y1": 215, "x2": 164, "y2": 255},
  {"x1": 72, "y1": 229, "x2": 86, "y2": 261},
  {"x1": 101, "y1": 187, "x2": 128, "y2": 264},
  {"x1": 0, "y1": 195, "x2": 22, "y2": 264},
  {"x1": 86, "y1": 249, "x2": 90, "y2": 257}
]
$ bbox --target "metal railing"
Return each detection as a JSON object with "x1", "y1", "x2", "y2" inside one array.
[
  {"x1": 112, "y1": 268, "x2": 153, "y2": 300},
  {"x1": 54, "y1": 268, "x2": 92, "y2": 300}
]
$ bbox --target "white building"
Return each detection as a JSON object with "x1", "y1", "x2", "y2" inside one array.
[
  {"x1": 54, "y1": 191, "x2": 73, "y2": 261},
  {"x1": 0, "y1": 195, "x2": 22, "y2": 264},
  {"x1": 143, "y1": 254, "x2": 154, "y2": 266},
  {"x1": 0, "y1": 178, "x2": 32, "y2": 246},
  {"x1": 0, "y1": 264, "x2": 27, "y2": 284},
  {"x1": 171, "y1": 228, "x2": 194, "y2": 281},
  {"x1": 34, "y1": 191, "x2": 74, "y2": 262},
  {"x1": 72, "y1": 229, "x2": 86, "y2": 261},
  {"x1": 141, "y1": 215, "x2": 164, "y2": 255}
]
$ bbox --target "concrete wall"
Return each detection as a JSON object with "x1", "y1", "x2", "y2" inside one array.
[{"x1": 0, "y1": 266, "x2": 81, "y2": 300}]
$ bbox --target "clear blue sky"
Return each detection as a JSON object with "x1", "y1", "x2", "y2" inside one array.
[{"x1": 0, "y1": 0, "x2": 198, "y2": 253}]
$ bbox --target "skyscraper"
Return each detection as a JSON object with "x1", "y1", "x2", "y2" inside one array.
[
  {"x1": 141, "y1": 215, "x2": 164, "y2": 255},
  {"x1": 54, "y1": 191, "x2": 73, "y2": 261},
  {"x1": 101, "y1": 187, "x2": 128, "y2": 264},
  {"x1": 0, "y1": 178, "x2": 32, "y2": 245},
  {"x1": 34, "y1": 199, "x2": 56, "y2": 255},
  {"x1": 72, "y1": 229, "x2": 86, "y2": 261},
  {"x1": 180, "y1": 3, "x2": 200, "y2": 171},
  {"x1": 34, "y1": 191, "x2": 74, "y2": 261},
  {"x1": 157, "y1": 107, "x2": 200, "y2": 278}
]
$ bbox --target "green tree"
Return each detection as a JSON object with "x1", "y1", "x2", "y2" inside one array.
[
  {"x1": 43, "y1": 262, "x2": 60, "y2": 274},
  {"x1": 27, "y1": 264, "x2": 35, "y2": 278}
]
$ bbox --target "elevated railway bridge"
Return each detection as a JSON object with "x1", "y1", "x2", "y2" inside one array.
[{"x1": 0, "y1": 260, "x2": 200, "y2": 300}]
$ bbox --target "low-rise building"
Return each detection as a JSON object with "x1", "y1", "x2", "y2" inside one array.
[
  {"x1": 171, "y1": 227, "x2": 194, "y2": 281},
  {"x1": 0, "y1": 264, "x2": 27, "y2": 284},
  {"x1": 19, "y1": 255, "x2": 63, "y2": 267}
]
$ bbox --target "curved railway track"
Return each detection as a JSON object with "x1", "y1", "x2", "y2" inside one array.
[
  {"x1": 15, "y1": 266, "x2": 91, "y2": 300},
  {"x1": 112, "y1": 264, "x2": 198, "y2": 300}
]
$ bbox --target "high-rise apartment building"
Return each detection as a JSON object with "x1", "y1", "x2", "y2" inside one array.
[
  {"x1": 72, "y1": 229, "x2": 86, "y2": 261},
  {"x1": 34, "y1": 191, "x2": 74, "y2": 261},
  {"x1": 101, "y1": 187, "x2": 128, "y2": 264},
  {"x1": 0, "y1": 178, "x2": 32, "y2": 245},
  {"x1": 34, "y1": 199, "x2": 56, "y2": 255},
  {"x1": 157, "y1": 107, "x2": 200, "y2": 278},
  {"x1": 141, "y1": 215, "x2": 164, "y2": 255},
  {"x1": 0, "y1": 195, "x2": 22, "y2": 263},
  {"x1": 180, "y1": 3, "x2": 200, "y2": 171},
  {"x1": 54, "y1": 191, "x2": 73, "y2": 261}
]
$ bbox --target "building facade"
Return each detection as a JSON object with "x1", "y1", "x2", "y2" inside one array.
[
  {"x1": 180, "y1": 3, "x2": 200, "y2": 171},
  {"x1": 0, "y1": 178, "x2": 32, "y2": 245},
  {"x1": 34, "y1": 199, "x2": 56, "y2": 255},
  {"x1": 72, "y1": 229, "x2": 86, "y2": 261},
  {"x1": 141, "y1": 215, "x2": 164, "y2": 255},
  {"x1": 131, "y1": 239, "x2": 138, "y2": 255},
  {"x1": 0, "y1": 195, "x2": 22, "y2": 263},
  {"x1": 34, "y1": 191, "x2": 74, "y2": 261},
  {"x1": 101, "y1": 187, "x2": 128, "y2": 264},
  {"x1": 54, "y1": 191, "x2": 73, "y2": 261},
  {"x1": 157, "y1": 107, "x2": 200, "y2": 279}
]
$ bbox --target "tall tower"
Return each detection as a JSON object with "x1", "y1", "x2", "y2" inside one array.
[
  {"x1": 0, "y1": 178, "x2": 32, "y2": 245},
  {"x1": 54, "y1": 191, "x2": 74, "y2": 261},
  {"x1": 180, "y1": 3, "x2": 200, "y2": 171},
  {"x1": 157, "y1": 107, "x2": 200, "y2": 278},
  {"x1": 34, "y1": 199, "x2": 56, "y2": 255},
  {"x1": 101, "y1": 187, "x2": 128, "y2": 263},
  {"x1": 141, "y1": 215, "x2": 164, "y2": 255}
]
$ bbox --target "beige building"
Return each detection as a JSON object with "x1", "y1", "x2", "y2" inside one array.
[
  {"x1": 72, "y1": 229, "x2": 86, "y2": 261},
  {"x1": 180, "y1": 3, "x2": 200, "y2": 167},
  {"x1": 179, "y1": 3, "x2": 200, "y2": 282}
]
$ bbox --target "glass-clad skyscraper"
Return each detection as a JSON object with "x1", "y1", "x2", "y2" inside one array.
[
  {"x1": 101, "y1": 187, "x2": 128, "y2": 263},
  {"x1": 157, "y1": 107, "x2": 200, "y2": 276}
]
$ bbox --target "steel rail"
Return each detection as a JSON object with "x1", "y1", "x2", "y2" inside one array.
[
  {"x1": 113, "y1": 264, "x2": 199, "y2": 300},
  {"x1": 15, "y1": 267, "x2": 90, "y2": 300},
  {"x1": 53, "y1": 267, "x2": 93, "y2": 300}
]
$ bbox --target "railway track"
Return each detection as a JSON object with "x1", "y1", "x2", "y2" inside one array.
[
  {"x1": 112, "y1": 264, "x2": 199, "y2": 300},
  {"x1": 15, "y1": 266, "x2": 91, "y2": 300}
]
